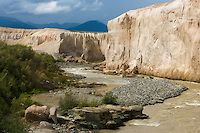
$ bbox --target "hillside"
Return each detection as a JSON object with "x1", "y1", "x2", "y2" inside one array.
[
  {"x1": 0, "y1": 17, "x2": 107, "y2": 32},
  {"x1": 27, "y1": 22, "x2": 80, "y2": 29},
  {"x1": 68, "y1": 20, "x2": 108, "y2": 32},
  {"x1": 0, "y1": 16, "x2": 36, "y2": 29}
]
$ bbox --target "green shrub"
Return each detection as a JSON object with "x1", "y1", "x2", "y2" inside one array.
[
  {"x1": 59, "y1": 93, "x2": 101, "y2": 112},
  {"x1": 59, "y1": 93, "x2": 79, "y2": 113},
  {"x1": 78, "y1": 98, "x2": 101, "y2": 108},
  {"x1": 0, "y1": 41, "x2": 73, "y2": 114},
  {"x1": 0, "y1": 112, "x2": 28, "y2": 133},
  {"x1": 102, "y1": 91, "x2": 117, "y2": 105},
  {"x1": 88, "y1": 99, "x2": 101, "y2": 107},
  {"x1": 10, "y1": 93, "x2": 35, "y2": 113},
  {"x1": 56, "y1": 58, "x2": 65, "y2": 62},
  {"x1": 0, "y1": 41, "x2": 74, "y2": 132}
]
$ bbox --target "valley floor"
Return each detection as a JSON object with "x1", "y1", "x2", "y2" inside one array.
[{"x1": 32, "y1": 63, "x2": 200, "y2": 133}]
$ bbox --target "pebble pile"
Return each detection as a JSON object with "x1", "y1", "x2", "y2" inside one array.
[{"x1": 112, "y1": 78, "x2": 188, "y2": 106}]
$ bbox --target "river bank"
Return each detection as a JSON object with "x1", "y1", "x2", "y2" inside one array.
[{"x1": 31, "y1": 63, "x2": 199, "y2": 132}]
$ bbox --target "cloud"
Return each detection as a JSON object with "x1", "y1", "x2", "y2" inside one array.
[
  {"x1": 2, "y1": 0, "x2": 103, "y2": 15},
  {"x1": 33, "y1": 1, "x2": 71, "y2": 14},
  {"x1": 81, "y1": 0, "x2": 103, "y2": 11},
  {"x1": 90, "y1": 0, "x2": 103, "y2": 11}
]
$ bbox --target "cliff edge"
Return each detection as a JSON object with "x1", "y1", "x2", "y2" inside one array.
[
  {"x1": 0, "y1": 27, "x2": 107, "y2": 62},
  {"x1": 106, "y1": 0, "x2": 200, "y2": 82}
]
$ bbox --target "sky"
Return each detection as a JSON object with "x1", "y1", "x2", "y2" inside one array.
[{"x1": 0, "y1": 0, "x2": 174, "y2": 24}]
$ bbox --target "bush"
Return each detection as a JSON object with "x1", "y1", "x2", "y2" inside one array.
[
  {"x1": 0, "y1": 112, "x2": 28, "y2": 133},
  {"x1": 0, "y1": 41, "x2": 72, "y2": 114},
  {"x1": 0, "y1": 41, "x2": 73, "y2": 132},
  {"x1": 59, "y1": 93, "x2": 101, "y2": 113},
  {"x1": 10, "y1": 93, "x2": 36, "y2": 113},
  {"x1": 102, "y1": 91, "x2": 117, "y2": 105},
  {"x1": 78, "y1": 98, "x2": 101, "y2": 108},
  {"x1": 59, "y1": 93, "x2": 79, "y2": 113}
]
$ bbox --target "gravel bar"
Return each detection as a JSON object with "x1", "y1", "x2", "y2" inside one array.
[{"x1": 112, "y1": 78, "x2": 188, "y2": 106}]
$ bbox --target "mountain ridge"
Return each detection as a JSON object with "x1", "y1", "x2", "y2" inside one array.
[
  {"x1": 0, "y1": 16, "x2": 36, "y2": 29},
  {"x1": 0, "y1": 17, "x2": 107, "y2": 32},
  {"x1": 68, "y1": 20, "x2": 108, "y2": 32}
]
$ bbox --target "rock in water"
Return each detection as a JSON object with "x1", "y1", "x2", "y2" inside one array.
[
  {"x1": 25, "y1": 105, "x2": 49, "y2": 121},
  {"x1": 106, "y1": 0, "x2": 200, "y2": 82}
]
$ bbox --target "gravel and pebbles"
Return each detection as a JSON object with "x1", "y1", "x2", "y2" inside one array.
[{"x1": 112, "y1": 78, "x2": 188, "y2": 106}]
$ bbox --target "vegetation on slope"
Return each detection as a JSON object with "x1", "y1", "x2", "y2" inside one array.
[{"x1": 0, "y1": 41, "x2": 71, "y2": 132}]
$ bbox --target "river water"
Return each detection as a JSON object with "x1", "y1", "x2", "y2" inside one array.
[
  {"x1": 64, "y1": 66, "x2": 200, "y2": 133},
  {"x1": 101, "y1": 81, "x2": 200, "y2": 133},
  {"x1": 33, "y1": 65, "x2": 200, "y2": 133}
]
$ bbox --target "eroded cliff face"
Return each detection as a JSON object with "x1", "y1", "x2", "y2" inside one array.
[
  {"x1": 106, "y1": 0, "x2": 200, "y2": 82},
  {"x1": 0, "y1": 27, "x2": 107, "y2": 62},
  {"x1": 59, "y1": 32, "x2": 107, "y2": 62}
]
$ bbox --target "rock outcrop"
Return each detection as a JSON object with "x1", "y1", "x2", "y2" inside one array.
[
  {"x1": 62, "y1": 104, "x2": 148, "y2": 129},
  {"x1": 0, "y1": 27, "x2": 107, "y2": 62},
  {"x1": 49, "y1": 107, "x2": 58, "y2": 124},
  {"x1": 106, "y1": 0, "x2": 200, "y2": 82},
  {"x1": 25, "y1": 105, "x2": 50, "y2": 121}
]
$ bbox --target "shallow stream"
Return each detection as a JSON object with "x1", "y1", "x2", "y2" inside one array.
[
  {"x1": 101, "y1": 81, "x2": 200, "y2": 133},
  {"x1": 32, "y1": 65, "x2": 200, "y2": 133},
  {"x1": 63, "y1": 66, "x2": 200, "y2": 133}
]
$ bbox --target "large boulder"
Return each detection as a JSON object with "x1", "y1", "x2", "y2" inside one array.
[
  {"x1": 70, "y1": 104, "x2": 148, "y2": 129},
  {"x1": 25, "y1": 105, "x2": 49, "y2": 121}
]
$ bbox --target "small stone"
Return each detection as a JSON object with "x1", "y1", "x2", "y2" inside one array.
[
  {"x1": 74, "y1": 115, "x2": 84, "y2": 121},
  {"x1": 39, "y1": 121, "x2": 53, "y2": 129},
  {"x1": 106, "y1": 121, "x2": 117, "y2": 129}
]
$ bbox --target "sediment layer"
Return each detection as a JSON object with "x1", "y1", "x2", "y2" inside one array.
[
  {"x1": 106, "y1": 0, "x2": 200, "y2": 82},
  {"x1": 0, "y1": 27, "x2": 107, "y2": 62}
]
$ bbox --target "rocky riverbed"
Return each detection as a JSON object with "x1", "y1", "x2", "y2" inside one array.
[
  {"x1": 112, "y1": 78, "x2": 188, "y2": 106},
  {"x1": 30, "y1": 63, "x2": 191, "y2": 133}
]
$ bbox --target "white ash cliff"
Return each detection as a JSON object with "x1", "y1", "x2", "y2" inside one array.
[
  {"x1": 0, "y1": 27, "x2": 107, "y2": 62},
  {"x1": 106, "y1": 0, "x2": 200, "y2": 82},
  {"x1": 59, "y1": 32, "x2": 107, "y2": 62}
]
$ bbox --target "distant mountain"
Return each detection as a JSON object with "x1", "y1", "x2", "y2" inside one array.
[
  {"x1": 0, "y1": 16, "x2": 36, "y2": 29},
  {"x1": 68, "y1": 20, "x2": 108, "y2": 32},
  {"x1": 27, "y1": 22, "x2": 80, "y2": 29},
  {"x1": 0, "y1": 17, "x2": 108, "y2": 32}
]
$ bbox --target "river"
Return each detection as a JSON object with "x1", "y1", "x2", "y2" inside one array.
[
  {"x1": 100, "y1": 80, "x2": 200, "y2": 133},
  {"x1": 32, "y1": 64, "x2": 200, "y2": 133}
]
